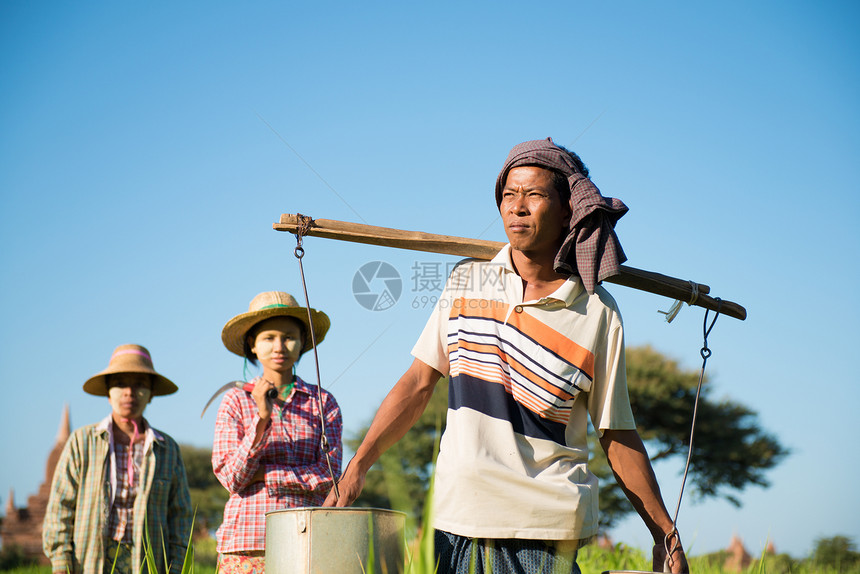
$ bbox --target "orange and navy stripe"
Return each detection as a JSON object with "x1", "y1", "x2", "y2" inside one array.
[{"x1": 445, "y1": 298, "x2": 595, "y2": 443}]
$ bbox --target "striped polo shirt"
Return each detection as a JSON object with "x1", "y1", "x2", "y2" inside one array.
[{"x1": 412, "y1": 245, "x2": 635, "y2": 541}]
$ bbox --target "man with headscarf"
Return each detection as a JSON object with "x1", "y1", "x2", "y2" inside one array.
[{"x1": 325, "y1": 139, "x2": 688, "y2": 574}]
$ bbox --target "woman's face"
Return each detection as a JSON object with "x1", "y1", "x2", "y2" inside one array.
[
  {"x1": 250, "y1": 316, "x2": 304, "y2": 376},
  {"x1": 107, "y1": 373, "x2": 152, "y2": 421}
]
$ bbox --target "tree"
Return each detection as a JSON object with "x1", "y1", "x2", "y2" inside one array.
[
  {"x1": 590, "y1": 345, "x2": 789, "y2": 529},
  {"x1": 811, "y1": 535, "x2": 860, "y2": 572},
  {"x1": 348, "y1": 345, "x2": 789, "y2": 533},
  {"x1": 179, "y1": 444, "x2": 229, "y2": 534}
]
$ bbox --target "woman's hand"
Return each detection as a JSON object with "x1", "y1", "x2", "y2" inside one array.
[{"x1": 252, "y1": 378, "x2": 276, "y2": 420}]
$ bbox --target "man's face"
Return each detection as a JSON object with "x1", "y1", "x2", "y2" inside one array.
[
  {"x1": 107, "y1": 373, "x2": 153, "y2": 421},
  {"x1": 500, "y1": 166, "x2": 570, "y2": 257}
]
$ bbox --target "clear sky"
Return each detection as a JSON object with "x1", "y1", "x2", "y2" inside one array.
[{"x1": 1, "y1": 0, "x2": 858, "y2": 559}]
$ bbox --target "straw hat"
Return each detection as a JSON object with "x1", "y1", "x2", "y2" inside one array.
[
  {"x1": 83, "y1": 344, "x2": 178, "y2": 397},
  {"x1": 221, "y1": 291, "x2": 330, "y2": 358}
]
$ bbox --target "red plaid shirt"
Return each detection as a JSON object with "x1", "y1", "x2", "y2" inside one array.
[{"x1": 212, "y1": 376, "x2": 342, "y2": 553}]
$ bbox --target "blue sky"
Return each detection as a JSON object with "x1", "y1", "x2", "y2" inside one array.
[{"x1": 1, "y1": 0, "x2": 858, "y2": 559}]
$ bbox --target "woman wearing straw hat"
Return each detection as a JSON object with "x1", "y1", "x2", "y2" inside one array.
[
  {"x1": 42, "y1": 344, "x2": 192, "y2": 574},
  {"x1": 212, "y1": 291, "x2": 343, "y2": 573}
]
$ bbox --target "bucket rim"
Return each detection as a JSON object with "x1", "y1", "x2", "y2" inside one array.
[{"x1": 265, "y1": 506, "x2": 408, "y2": 518}]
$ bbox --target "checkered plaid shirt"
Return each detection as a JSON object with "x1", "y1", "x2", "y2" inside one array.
[
  {"x1": 43, "y1": 415, "x2": 192, "y2": 574},
  {"x1": 107, "y1": 439, "x2": 144, "y2": 542},
  {"x1": 212, "y1": 376, "x2": 343, "y2": 553}
]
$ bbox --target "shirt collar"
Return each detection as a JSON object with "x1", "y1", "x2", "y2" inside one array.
[
  {"x1": 97, "y1": 414, "x2": 164, "y2": 444},
  {"x1": 293, "y1": 375, "x2": 316, "y2": 395},
  {"x1": 490, "y1": 243, "x2": 515, "y2": 269},
  {"x1": 491, "y1": 244, "x2": 583, "y2": 306},
  {"x1": 253, "y1": 375, "x2": 315, "y2": 396}
]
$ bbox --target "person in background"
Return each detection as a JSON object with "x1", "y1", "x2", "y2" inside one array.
[
  {"x1": 43, "y1": 344, "x2": 192, "y2": 574},
  {"x1": 212, "y1": 290, "x2": 343, "y2": 574},
  {"x1": 325, "y1": 138, "x2": 689, "y2": 574}
]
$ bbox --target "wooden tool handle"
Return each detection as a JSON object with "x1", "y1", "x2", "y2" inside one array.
[{"x1": 274, "y1": 214, "x2": 746, "y2": 321}]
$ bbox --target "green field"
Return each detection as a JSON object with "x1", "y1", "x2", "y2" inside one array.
[{"x1": 6, "y1": 538, "x2": 859, "y2": 574}]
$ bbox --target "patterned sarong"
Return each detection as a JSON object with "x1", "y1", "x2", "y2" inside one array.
[
  {"x1": 104, "y1": 539, "x2": 133, "y2": 574},
  {"x1": 435, "y1": 529, "x2": 582, "y2": 574},
  {"x1": 219, "y1": 551, "x2": 266, "y2": 574}
]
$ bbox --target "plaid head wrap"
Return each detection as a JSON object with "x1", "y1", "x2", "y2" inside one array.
[{"x1": 494, "y1": 137, "x2": 629, "y2": 294}]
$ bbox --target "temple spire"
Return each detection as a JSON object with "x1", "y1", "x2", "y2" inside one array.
[{"x1": 56, "y1": 403, "x2": 71, "y2": 443}]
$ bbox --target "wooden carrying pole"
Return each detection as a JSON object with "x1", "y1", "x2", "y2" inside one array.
[{"x1": 274, "y1": 214, "x2": 747, "y2": 321}]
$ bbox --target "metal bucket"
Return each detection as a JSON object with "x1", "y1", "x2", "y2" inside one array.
[{"x1": 265, "y1": 507, "x2": 406, "y2": 574}]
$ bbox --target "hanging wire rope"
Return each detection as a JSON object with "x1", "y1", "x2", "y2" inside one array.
[
  {"x1": 661, "y1": 298, "x2": 722, "y2": 572},
  {"x1": 292, "y1": 213, "x2": 340, "y2": 500}
]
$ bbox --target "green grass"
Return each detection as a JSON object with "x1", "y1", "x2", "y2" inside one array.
[
  {"x1": 577, "y1": 543, "x2": 651, "y2": 573},
  {"x1": 12, "y1": 440, "x2": 858, "y2": 574},
  {"x1": 7, "y1": 544, "x2": 860, "y2": 574},
  {"x1": 0, "y1": 562, "x2": 215, "y2": 574}
]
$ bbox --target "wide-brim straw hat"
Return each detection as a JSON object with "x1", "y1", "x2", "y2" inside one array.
[
  {"x1": 83, "y1": 344, "x2": 178, "y2": 397},
  {"x1": 221, "y1": 291, "x2": 330, "y2": 358}
]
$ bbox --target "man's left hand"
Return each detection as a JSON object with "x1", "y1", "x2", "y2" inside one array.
[{"x1": 652, "y1": 540, "x2": 688, "y2": 574}]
